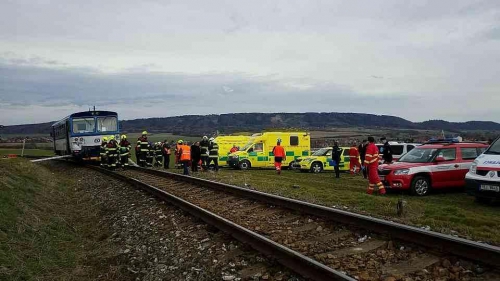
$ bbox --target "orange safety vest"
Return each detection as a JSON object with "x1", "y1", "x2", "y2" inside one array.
[
  {"x1": 273, "y1": 145, "x2": 285, "y2": 157},
  {"x1": 180, "y1": 145, "x2": 191, "y2": 161}
]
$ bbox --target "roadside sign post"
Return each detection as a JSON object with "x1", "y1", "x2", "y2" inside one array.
[{"x1": 21, "y1": 138, "x2": 26, "y2": 157}]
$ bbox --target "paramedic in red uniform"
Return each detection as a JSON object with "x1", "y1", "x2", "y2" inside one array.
[
  {"x1": 364, "y1": 137, "x2": 386, "y2": 195},
  {"x1": 272, "y1": 139, "x2": 286, "y2": 175},
  {"x1": 230, "y1": 145, "x2": 238, "y2": 153},
  {"x1": 349, "y1": 142, "x2": 360, "y2": 175}
]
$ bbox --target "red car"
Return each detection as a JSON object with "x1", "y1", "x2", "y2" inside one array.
[{"x1": 378, "y1": 140, "x2": 488, "y2": 196}]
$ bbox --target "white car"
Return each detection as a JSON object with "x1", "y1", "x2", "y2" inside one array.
[
  {"x1": 376, "y1": 142, "x2": 421, "y2": 164},
  {"x1": 465, "y1": 137, "x2": 499, "y2": 203}
]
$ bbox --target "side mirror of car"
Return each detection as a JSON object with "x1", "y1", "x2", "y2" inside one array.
[{"x1": 435, "y1": 156, "x2": 446, "y2": 162}]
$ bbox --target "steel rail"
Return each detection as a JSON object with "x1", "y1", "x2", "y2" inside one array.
[
  {"x1": 129, "y1": 166, "x2": 500, "y2": 267},
  {"x1": 88, "y1": 165, "x2": 354, "y2": 281}
]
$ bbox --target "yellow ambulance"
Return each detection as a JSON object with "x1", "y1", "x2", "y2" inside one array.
[
  {"x1": 214, "y1": 135, "x2": 252, "y2": 166},
  {"x1": 227, "y1": 132, "x2": 310, "y2": 170},
  {"x1": 294, "y1": 146, "x2": 360, "y2": 173}
]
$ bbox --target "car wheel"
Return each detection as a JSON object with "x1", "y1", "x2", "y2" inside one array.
[
  {"x1": 239, "y1": 160, "x2": 251, "y2": 170},
  {"x1": 310, "y1": 162, "x2": 323, "y2": 173},
  {"x1": 288, "y1": 161, "x2": 295, "y2": 170},
  {"x1": 410, "y1": 176, "x2": 430, "y2": 196}
]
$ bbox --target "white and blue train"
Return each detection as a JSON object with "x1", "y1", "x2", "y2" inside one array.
[{"x1": 51, "y1": 110, "x2": 120, "y2": 160}]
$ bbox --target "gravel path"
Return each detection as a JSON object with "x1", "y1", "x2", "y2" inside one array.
[
  {"x1": 116, "y1": 168, "x2": 500, "y2": 281},
  {"x1": 44, "y1": 161, "x2": 300, "y2": 281}
]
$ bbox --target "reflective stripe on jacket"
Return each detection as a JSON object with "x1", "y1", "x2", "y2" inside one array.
[
  {"x1": 106, "y1": 141, "x2": 118, "y2": 155},
  {"x1": 364, "y1": 143, "x2": 379, "y2": 166},
  {"x1": 100, "y1": 143, "x2": 107, "y2": 155},
  {"x1": 200, "y1": 140, "x2": 210, "y2": 157},
  {"x1": 209, "y1": 143, "x2": 219, "y2": 158},
  {"x1": 138, "y1": 137, "x2": 149, "y2": 152}
]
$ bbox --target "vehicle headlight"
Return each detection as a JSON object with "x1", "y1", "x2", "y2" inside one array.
[
  {"x1": 393, "y1": 169, "x2": 410, "y2": 175},
  {"x1": 470, "y1": 162, "x2": 477, "y2": 174}
]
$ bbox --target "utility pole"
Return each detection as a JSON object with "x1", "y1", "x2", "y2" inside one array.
[{"x1": 21, "y1": 138, "x2": 26, "y2": 157}]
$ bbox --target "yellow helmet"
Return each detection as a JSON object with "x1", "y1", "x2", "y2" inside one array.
[
  {"x1": 109, "y1": 135, "x2": 115, "y2": 140},
  {"x1": 177, "y1": 140, "x2": 183, "y2": 144},
  {"x1": 121, "y1": 135, "x2": 127, "y2": 139},
  {"x1": 142, "y1": 131, "x2": 148, "y2": 135},
  {"x1": 102, "y1": 137, "x2": 108, "y2": 142}
]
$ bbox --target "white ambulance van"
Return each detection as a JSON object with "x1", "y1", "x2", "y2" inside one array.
[{"x1": 465, "y1": 137, "x2": 499, "y2": 203}]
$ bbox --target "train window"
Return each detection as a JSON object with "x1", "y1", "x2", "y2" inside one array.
[
  {"x1": 72, "y1": 118, "x2": 95, "y2": 133},
  {"x1": 97, "y1": 117, "x2": 117, "y2": 132}
]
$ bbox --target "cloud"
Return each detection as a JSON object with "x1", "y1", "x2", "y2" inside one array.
[
  {"x1": 0, "y1": 0, "x2": 500, "y2": 125},
  {"x1": 1, "y1": 60, "x2": 498, "y2": 126}
]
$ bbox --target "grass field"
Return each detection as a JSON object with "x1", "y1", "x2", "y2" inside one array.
[
  {"x1": 0, "y1": 149, "x2": 55, "y2": 157},
  {"x1": 165, "y1": 167, "x2": 500, "y2": 245},
  {"x1": 0, "y1": 159, "x2": 121, "y2": 280},
  {"x1": 125, "y1": 132, "x2": 199, "y2": 143}
]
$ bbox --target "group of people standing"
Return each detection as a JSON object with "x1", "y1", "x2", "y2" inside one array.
[
  {"x1": 100, "y1": 135, "x2": 132, "y2": 169},
  {"x1": 134, "y1": 132, "x2": 220, "y2": 175},
  {"x1": 136, "y1": 131, "x2": 171, "y2": 168},
  {"x1": 174, "y1": 136, "x2": 219, "y2": 175},
  {"x1": 330, "y1": 137, "x2": 393, "y2": 195}
]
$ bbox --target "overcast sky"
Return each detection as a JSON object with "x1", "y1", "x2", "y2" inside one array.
[{"x1": 1, "y1": 0, "x2": 499, "y2": 125}]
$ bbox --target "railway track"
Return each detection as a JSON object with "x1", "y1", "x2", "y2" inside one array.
[{"x1": 88, "y1": 165, "x2": 500, "y2": 281}]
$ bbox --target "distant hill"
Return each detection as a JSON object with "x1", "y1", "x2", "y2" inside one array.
[{"x1": 1, "y1": 112, "x2": 500, "y2": 137}]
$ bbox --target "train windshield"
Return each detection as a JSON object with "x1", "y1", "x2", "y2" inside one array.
[
  {"x1": 97, "y1": 116, "x2": 118, "y2": 132},
  {"x1": 72, "y1": 118, "x2": 96, "y2": 134}
]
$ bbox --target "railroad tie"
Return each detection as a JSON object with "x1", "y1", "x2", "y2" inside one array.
[
  {"x1": 317, "y1": 239, "x2": 387, "y2": 259},
  {"x1": 301, "y1": 230, "x2": 351, "y2": 245},
  {"x1": 381, "y1": 254, "x2": 439, "y2": 276}
]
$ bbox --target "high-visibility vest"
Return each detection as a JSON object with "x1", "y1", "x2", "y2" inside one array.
[{"x1": 180, "y1": 145, "x2": 191, "y2": 161}]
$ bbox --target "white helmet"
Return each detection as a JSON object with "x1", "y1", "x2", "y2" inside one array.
[
  {"x1": 203, "y1": 136, "x2": 208, "y2": 140},
  {"x1": 209, "y1": 137, "x2": 215, "y2": 142}
]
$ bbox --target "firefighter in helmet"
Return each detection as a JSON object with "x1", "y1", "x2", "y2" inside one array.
[
  {"x1": 136, "y1": 131, "x2": 149, "y2": 167},
  {"x1": 106, "y1": 135, "x2": 119, "y2": 169},
  {"x1": 100, "y1": 137, "x2": 108, "y2": 167},
  {"x1": 119, "y1": 135, "x2": 131, "y2": 167}
]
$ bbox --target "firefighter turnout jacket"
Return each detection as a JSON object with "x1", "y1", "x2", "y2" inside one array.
[
  {"x1": 209, "y1": 142, "x2": 219, "y2": 158},
  {"x1": 200, "y1": 140, "x2": 209, "y2": 157}
]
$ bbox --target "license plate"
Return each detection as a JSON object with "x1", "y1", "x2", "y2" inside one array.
[{"x1": 480, "y1": 185, "x2": 500, "y2": 192}]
